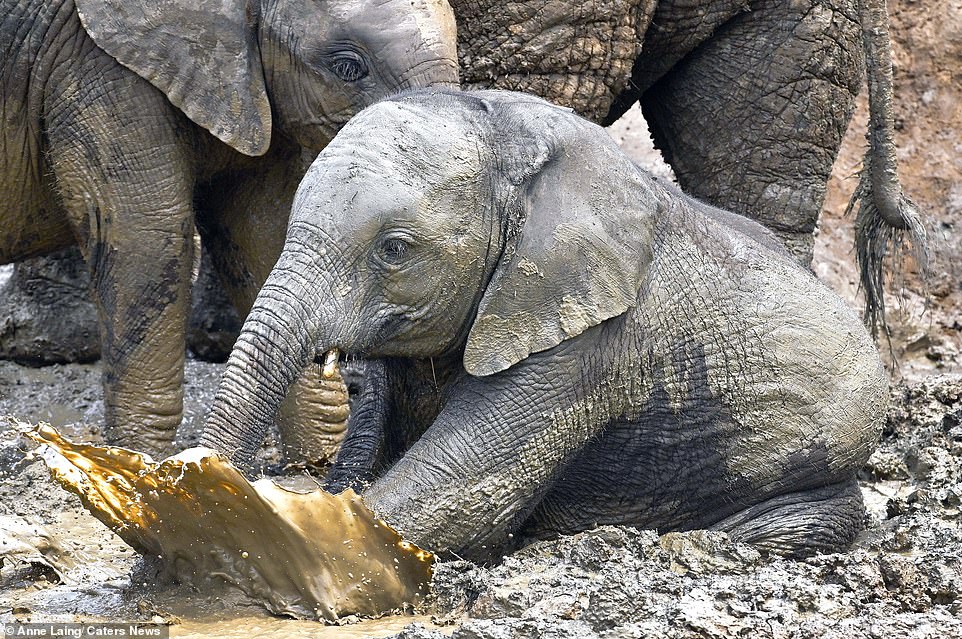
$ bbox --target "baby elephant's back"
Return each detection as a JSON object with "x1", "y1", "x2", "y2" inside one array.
[{"x1": 642, "y1": 210, "x2": 888, "y2": 491}]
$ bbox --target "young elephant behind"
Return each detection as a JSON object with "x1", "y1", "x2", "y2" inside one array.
[
  {"x1": 0, "y1": 0, "x2": 458, "y2": 460},
  {"x1": 200, "y1": 89, "x2": 888, "y2": 559}
]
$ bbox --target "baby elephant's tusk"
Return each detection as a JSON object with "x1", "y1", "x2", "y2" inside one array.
[{"x1": 321, "y1": 349, "x2": 340, "y2": 379}]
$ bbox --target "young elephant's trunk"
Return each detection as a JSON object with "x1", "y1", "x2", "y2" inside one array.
[{"x1": 199, "y1": 235, "x2": 332, "y2": 470}]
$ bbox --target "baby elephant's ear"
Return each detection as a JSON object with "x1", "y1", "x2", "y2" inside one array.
[
  {"x1": 463, "y1": 127, "x2": 656, "y2": 377},
  {"x1": 75, "y1": 0, "x2": 271, "y2": 156}
]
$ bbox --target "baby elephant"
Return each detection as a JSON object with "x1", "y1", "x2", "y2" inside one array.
[{"x1": 200, "y1": 89, "x2": 888, "y2": 559}]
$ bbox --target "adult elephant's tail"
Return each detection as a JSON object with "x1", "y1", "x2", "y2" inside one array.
[{"x1": 848, "y1": 0, "x2": 928, "y2": 338}]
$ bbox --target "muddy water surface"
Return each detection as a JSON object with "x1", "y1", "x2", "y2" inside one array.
[
  {"x1": 24, "y1": 425, "x2": 433, "y2": 622},
  {"x1": 171, "y1": 615, "x2": 447, "y2": 639},
  {"x1": 1, "y1": 360, "x2": 445, "y2": 638}
]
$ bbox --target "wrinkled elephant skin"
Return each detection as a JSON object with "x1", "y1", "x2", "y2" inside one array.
[{"x1": 455, "y1": 0, "x2": 924, "y2": 323}]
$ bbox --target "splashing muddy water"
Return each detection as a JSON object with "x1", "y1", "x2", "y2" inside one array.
[{"x1": 26, "y1": 425, "x2": 434, "y2": 622}]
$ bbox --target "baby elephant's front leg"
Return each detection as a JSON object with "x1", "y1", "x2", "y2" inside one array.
[{"x1": 362, "y1": 357, "x2": 604, "y2": 561}]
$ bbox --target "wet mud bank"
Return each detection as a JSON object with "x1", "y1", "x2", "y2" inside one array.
[{"x1": 2, "y1": 361, "x2": 961, "y2": 638}]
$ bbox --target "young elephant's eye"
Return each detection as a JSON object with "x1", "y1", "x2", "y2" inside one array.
[
  {"x1": 328, "y1": 51, "x2": 368, "y2": 82},
  {"x1": 377, "y1": 237, "x2": 410, "y2": 265}
]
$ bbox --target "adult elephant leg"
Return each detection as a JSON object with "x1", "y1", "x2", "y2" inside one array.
[
  {"x1": 451, "y1": 0, "x2": 655, "y2": 123},
  {"x1": 45, "y1": 57, "x2": 196, "y2": 456},
  {"x1": 197, "y1": 147, "x2": 350, "y2": 468},
  {"x1": 640, "y1": 0, "x2": 863, "y2": 264},
  {"x1": 0, "y1": 248, "x2": 100, "y2": 364}
]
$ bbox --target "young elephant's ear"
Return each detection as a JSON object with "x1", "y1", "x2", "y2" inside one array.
[
  {"x1": 75, "y1": 0, "x2": 271, "y2": 156},
  {"x1": 463, "y1": 108, "x2": 657, "y2": 377}
]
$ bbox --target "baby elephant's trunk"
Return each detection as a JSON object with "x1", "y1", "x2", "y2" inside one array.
[{"x1": 199, "y1": 238, "x2": 331, "y2": 470}]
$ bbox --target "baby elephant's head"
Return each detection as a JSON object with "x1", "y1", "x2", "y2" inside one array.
[
  {"x1": 285, "y1": 93, "x2": 499, "y2": 360},
  {"x1": 285, "y1": 89, "x2": 657, "y2": 372},
  {"x1": 206, "y1": 89, "x2": 658, "y2": 467}
]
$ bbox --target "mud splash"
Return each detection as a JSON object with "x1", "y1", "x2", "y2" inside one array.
[{"x1": 25, "y1": 425, "x2": 433, "y2": 622}]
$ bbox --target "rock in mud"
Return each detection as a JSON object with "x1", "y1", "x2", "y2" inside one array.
[{"x1": 0, "y1": 249, "x2": 99, "y2": 365}]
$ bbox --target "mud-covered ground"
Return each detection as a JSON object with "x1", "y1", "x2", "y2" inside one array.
[
  {"x1": 416, "y1": 376, "x2": 962, "y2": 639},
  {"x1": 2, "y1": 364, "x2": 961, "y2": 638},
  {"x1": 2, "y1": 0, "x2": 961, "y2": 636},
  {"x1": 0, "y1": 360, "x2": 443, "y2": 639}
]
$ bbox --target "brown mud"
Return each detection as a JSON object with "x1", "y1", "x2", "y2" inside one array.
[
  {"x1": 3, "y1": 366, "x2": 961, "y2": 638},
  {"x1": 25, "y1": 425, "x2": 432, "y2": 621},
  {"x1": 0, "y1": 362, "x2": 444, "y2": 638}
]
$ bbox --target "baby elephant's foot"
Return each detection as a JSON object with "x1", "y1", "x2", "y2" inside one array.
[{"x1": 711, "y1": 479, "x2": 865, "y2": 557}]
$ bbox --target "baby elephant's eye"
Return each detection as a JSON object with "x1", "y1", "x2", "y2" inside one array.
[
  {"x1": 328, "y1": 51, "x2": 368, "y2": 82},
  {"x1": 378, "y1": 237, "x2": 410, "y2": 265}
]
